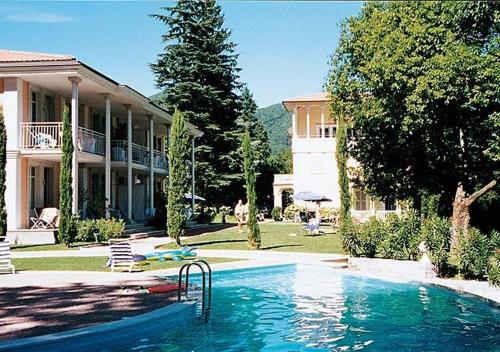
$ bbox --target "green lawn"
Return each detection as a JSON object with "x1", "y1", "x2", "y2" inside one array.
[
  {"x1": 12, "y1": 256, "x2": 238, "y2": 272},
  {"x1": 161, "y1": 222, "x2": 346, "y2": 254},
  {"x1": 11, "y1": 242, "x2": 104, "y2": 252}
]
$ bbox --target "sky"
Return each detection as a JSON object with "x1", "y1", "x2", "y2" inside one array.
[{"x1": 0, "y1": 1, "x2": 362, "y2": 107}]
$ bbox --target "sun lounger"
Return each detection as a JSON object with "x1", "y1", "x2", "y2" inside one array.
[
  {"x1": 30, "y1": 208, "x2": 59, "y2": 229},
  {"x1": 0, "y1": 238, "x2": 15, "y2": 274},
  {"x1": 109, "y1": 239, "x2": 136, "y2": 273}
]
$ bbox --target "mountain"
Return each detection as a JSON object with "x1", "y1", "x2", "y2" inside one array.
[
  {"x1": 255, "y1": 103, "x2": 291, "y2": 154},
  {"x1": 151, "y1": 93, "x2": 290, "y2": 155}
]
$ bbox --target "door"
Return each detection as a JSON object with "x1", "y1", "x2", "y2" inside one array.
[{"x1": 44, "y1": 167, "x2": 55, "y2": 208}]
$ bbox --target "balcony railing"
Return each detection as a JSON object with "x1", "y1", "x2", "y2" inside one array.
[
  {"x1": 78, "y1": 127, "x2": 105, "y2": 156},
  {"x1": 111, "y1": 140, "x2": 167, "y2": 170},
  {"x1": 20, "y1": 122, "x2": 63, "y2": 149},
  {"x1": 20, "y1": 122, "x2": 104, "y2": 156}
]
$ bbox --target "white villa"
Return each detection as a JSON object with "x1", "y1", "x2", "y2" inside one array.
[
  {"x1": 273, "y1": 92, "x2": 401, "y2": 220},
  {"x1": 0, "y1": 50, "x2": 202, "y2": 244}
]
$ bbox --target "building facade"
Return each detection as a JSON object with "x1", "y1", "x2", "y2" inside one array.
[
  {"x1": 0, "y1": 50, "x2": 202, "y2": 244},
  {"x1": 273, "y1": 93, "x2": 400, "y2": 220}
]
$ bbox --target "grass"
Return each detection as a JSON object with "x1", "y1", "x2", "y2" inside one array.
[
  {"x1": 12, "y1": 256, "x2": 239, "y2": 272},
  {"x1": 161, "y1": 222, "x2": 346, "y2": 254},
  {"x1": 11, "y1": 242, "x2": 105, "y2": 252}
]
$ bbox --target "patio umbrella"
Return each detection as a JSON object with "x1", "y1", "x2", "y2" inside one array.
[
  {"x1": 293, "y1": 191, "x2": 331, "y2": 202},
  {"x1": 184, "y1": 193, "x2": 206, "y2": 201}
]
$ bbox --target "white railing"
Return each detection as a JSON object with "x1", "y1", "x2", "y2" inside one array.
[
  {"x1": 352, "y1": 209, "x2": 400, "y2": 220},
  {"x1": 20, "y1": 122, "x2": 105, "y2": 156},
  {"x1": 111, "y1": 140, "x2": 128, "y2": 162},
  {"x1": 78, "y1": 127, "x2": 105, "y2": 156},
  {"x1": 20, "y1": 122, "x2": 62, "y2": 149}
]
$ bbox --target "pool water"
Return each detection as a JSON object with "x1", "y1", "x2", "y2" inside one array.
[{"x1": 129, "y1": 264, "x2": 499, "y2": 352}]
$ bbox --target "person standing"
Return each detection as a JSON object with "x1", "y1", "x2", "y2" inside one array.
[{"x1": 234, "y1": 199, "x2": 244, "y2": 233}]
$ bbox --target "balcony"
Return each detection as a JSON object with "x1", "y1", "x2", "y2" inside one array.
[
  {"x1": 20, "y1": 122, "x2": 105, "y2": 156},
  {"x1": 292, "y1": 136, "x2": 336, "y2": 153},
  {"x1": 111, "y1": 140, "x2": 167, "y2": 170}
]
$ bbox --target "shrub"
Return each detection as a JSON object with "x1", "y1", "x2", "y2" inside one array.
[
  {"x1": 487, "y1": 231, "x2": 500, "y2": 287},
  {"x1": 319, "y1": 207, "x2": 340, "y2": 224},
  {"x1": 358, "y1": 217, "x2": 385, "y2": 258},
  {"x1": 196, "y1": 206, "x2": 217, "y2": 224},
  {"x1": 97, "y1": 218, "x2": 125, "y2": 240},
  {"x1": 271, "y1": 206, "x2": 282, "y2": 221},
  {"x1": 340, "y1": 218, "x2": 362, "y2": 256},
  {"x1": 421, "y1": 216, "x2": 452, "y2": 277},
  {"x1": 283, "y1": 204, "x2": 305, "y2": 221},
  {"x1": 75, "y1": 219, "x2": 99, "y2": 242},
  {"x1": 457, "y1": 227, "x2": 491, "y2": 280},
  {"x1": 219, "y1": 206, "x2": 231, "y2": 223},
  {"x1": 379, "y1": 211, "x2": 421, "y2": 260}
]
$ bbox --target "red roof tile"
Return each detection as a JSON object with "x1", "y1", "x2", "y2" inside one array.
[{"x1": 0, "y1": 50, "x2": 75, "y2": 63}]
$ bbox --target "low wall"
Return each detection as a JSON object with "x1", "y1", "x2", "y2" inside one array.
[{"x1": 6, "y1": 230, "x2": 56, "y2": 245}]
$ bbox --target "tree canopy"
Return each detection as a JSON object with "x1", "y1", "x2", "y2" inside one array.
[
  {"x1": 152, "y1": 0, "x2": 242, "y2": 205},
  {"x1": 328, "y1": 2, "x2": 500, "y2": 234}
]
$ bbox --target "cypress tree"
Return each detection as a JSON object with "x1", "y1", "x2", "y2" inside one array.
[
  {"x1": 59, "y1": 106, "x2": 76, "y2": 246},
  {"x1": 0, "y1": 113, "x2": 7, "y2": 238},
  {"x1": 167, "y1": 110, "x2": 190, "y2": 246},
  {"x1": 242, "y1": 131, "x2": 261, "y2": 250},
  {"x1": 152, "y1": 0, "x2": 242, "y2": 205},
  {"x1": 335, "y1": 113, "x2": 351, "y2": 226}
]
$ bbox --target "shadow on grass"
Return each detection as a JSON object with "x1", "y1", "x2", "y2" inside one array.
[
  {"x1": 184, "y1": 223, "x2": 237, "y2": 237},
  {"x1": 184, "y1": 239, "x2": 247, "y2": 247},
  {"x1": 0, "y1": 280, "x2": 176, "y2": 341},
  {"x1": 260, "y1": 244, "x2": 302, "y2": 250}
]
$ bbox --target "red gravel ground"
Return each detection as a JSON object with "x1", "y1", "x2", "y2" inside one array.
[{"x1": 0, "y1": 279, "x2": 178, "y2": 341}]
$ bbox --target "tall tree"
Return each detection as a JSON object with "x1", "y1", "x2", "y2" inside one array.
[
  {"x1": 167, "y1": 110, "x2": 190, "y2": 246},
  {"x1": 242, "y1": 131, "x2": 261, "y2": 250},
  {"x1": 329, "y1": 2, "x2": 500, "y2": 247},
  {"x1": 152, "y1": 0, "x2": 242, "y2": 205},
  {"x1": 0, "y1": 113, "x2": 7, "y2": 238},
  {"x1": 59, "y1": 106, "x2": 76, "y2": 246}
]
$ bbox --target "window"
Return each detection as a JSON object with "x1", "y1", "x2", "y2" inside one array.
[
  {"x1": 44, "y1": 95, "x2": 55, "y2": 122},
  {"x1": 31, "y1": 91, "x2": 39, "y2": 122},
  {"x1": 29, "y1": 167, "x2": 36, "y2": 210},
  {"x1": 315, "y1": 124, "x2": 336, "y2": 138},
  {"x1": 385, "y1": 199, "x2": 397, "y2": 211},
  {"x1": 354, "y1": 188, "x2": 369, "y2": 211}
]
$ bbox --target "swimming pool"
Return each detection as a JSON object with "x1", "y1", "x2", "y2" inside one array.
[{"x1": 3, "y1": 264, "x2": 499, "y2": 351}]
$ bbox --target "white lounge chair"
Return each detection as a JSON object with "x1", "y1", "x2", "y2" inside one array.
[
  {"x1": 109, "y1": 239, "x2": 135, "y2": 273},
  {"x1": 30, "y1": 208, "x2": 59, "y2": 229},
  {"x1": 0, "y1": 239, "x2": 15, "y2": 274}
]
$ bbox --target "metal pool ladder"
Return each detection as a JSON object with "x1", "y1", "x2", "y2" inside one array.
[{"x1": 177, "y1": 259, "x2": 212, "y2": 319}]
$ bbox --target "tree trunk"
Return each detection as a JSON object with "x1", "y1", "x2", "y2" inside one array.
[{"x1": 451, "y1": 180, "x2": 497, "y2": 250}]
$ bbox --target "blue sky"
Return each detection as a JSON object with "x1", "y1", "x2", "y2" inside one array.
[{"x1": 0, "y1": 1, "x2": 361, "y2": 107}]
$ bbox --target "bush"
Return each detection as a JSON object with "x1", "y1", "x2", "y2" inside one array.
[
  {"x1": 75, "y1": 219, "x2": 99, "y2": 242},
  {"x1": 271, "y1": 206, "x2": 282, "y2": 221},
  {"x1": 76, "y1": 218, "x2": 125, "y2": 242},
  {"x1": 219, "y1": 206, "x2": 231, "y2": 223},
  {"x1": 340, "y1": 217, "x2": 384, "y2": 258},
  {"x1": 457, "y1": 227, "x2": 491, "y2": 280},
  {"x1": 487, "y1": 231, "x2": 500, "y2": 287},
  {"x1": 319, "y1": 207, "x2": 340, "y2": 224},
  {"x1": 340, "y1": 218, "x2": 362, "y2": 256},
  {"x1": 379, "y1": 211, "x2": 421, "y2": 260},
  {"x1": 196, "y1": 206, "x2": 217, "y2": 224},
  {"x1": 421, "y1": 216, "x2": 452, "y2": 277},
  {"x1": 358, "y1": 217, "x2": 385, "y2": 258},
  {"x1": 283, "y1": 204, "x2": 305, "y2": 221}
]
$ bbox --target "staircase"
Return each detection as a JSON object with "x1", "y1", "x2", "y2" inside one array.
[{"x1": 123, "y1": 223, "x2": 165, "y2": 240}]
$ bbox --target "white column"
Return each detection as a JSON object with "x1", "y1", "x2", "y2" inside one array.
[
  {"x1": 321, "y1": 106, "x2": 325, "y2": 139},
  {"x1": 292, "y1": 107, "x2": 298, "y2": 138},
  {"x1": 148, "y1": 115, "x2": 154, "y2": 211},
  {"x1": 4, "y1": 79, "x2": 24, "y2": 230},
  {"x1": 126, "y1": 105, "x2": 133, "y2": 222},
  {"x1": 103, "y1": 94, "x2": 111, "y2": 218},
  {"x1": 69, "y1": 77, "x2": 81, "y2": 215},
  {"x1": 191, "y1": 137, "x2": 196, "y2": 212},
  {"x1": 306, "y1": 106, "x2": 311, "y2": 139}
]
